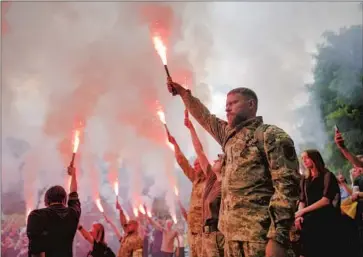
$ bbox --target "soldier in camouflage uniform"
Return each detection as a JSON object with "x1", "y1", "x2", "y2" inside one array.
[
  {"x1": 184, "y1": 110, "x2": 225, "y2": 257},
  {"x1": 167, "y1": 80, "x2": 300, "y2": 257},
  {"x1": 168, "y1": 133, "x2": 205, "y2": 257},
  {"x1": 116, "y1": 202, "x2": 143, "y2": 257}
]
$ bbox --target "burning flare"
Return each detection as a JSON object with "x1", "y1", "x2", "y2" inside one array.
[
  {"x1": 125, "y1": 213, "x2": 130, "y2": 221},
  {"x1": 174, "y1": 186, "x2": 179, "y2": 196},
  {"x1": 133, "y1": 207, "x2": 139, "y2": 217},
  {"x1": 157, "y1": 110, "x2": 166, "y2": 124},
  {"x1": 114, "y1": 180, "x2": 119, "y2": 196},
  {"x1": 172, "y1": 214, "x2": 177, "y2": 224},
  {"x1": 96, "y1": 199, "x2": 104, "y2": 213},
  {"x1": 138, "y1": 204, "x2": 146, "y2": 215},
  {"x1": 153, "y1": 36, "x2": 167, "y2": 65},
  {"x1": 72, "y1": 130, "x2": 80, "y2": 153},
  {"x1": 147, "y1": 210, "x2": 152, "y2": 218},
  {"x1": 26, "y1": 208, "x2": 31, "y2": 223}
]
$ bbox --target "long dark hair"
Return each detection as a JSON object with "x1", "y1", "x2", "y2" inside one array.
[
  {"x1": 303, "y1": 149, "x2": 328, "y2": 178},
  {"x1": 93, "y1": 223, "x2": 105, "y2": 244}
]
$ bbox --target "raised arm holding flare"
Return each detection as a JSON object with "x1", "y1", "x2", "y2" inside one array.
[
  {"x1": 167, "y1": 79, "x2": 300, "y2": 257},
  {"x1": 167, "y1": 132, "x2": 205, "y2": 257}
]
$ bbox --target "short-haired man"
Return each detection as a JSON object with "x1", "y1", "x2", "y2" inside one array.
[
  {"x1": 167, "y1": 80, "x2": 300, "y2": 257},
  {"x1": 27, "y1": 167, "x2": 81, "y2": 257},
  {"x1": 116, "y1": 201, "x2": 143, "y2": 257}
]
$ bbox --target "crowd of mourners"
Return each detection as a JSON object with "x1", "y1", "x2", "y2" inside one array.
[{"x1": 1, "y1": 79, "x2": 363, "y2": 257}]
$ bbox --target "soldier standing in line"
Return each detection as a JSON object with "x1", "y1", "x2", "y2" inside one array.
[
  {"x1": 168, "y1": 131, "x2": 205, "y2": 257},
  {"x1": 167, "y1": 79, "x2": 300, "y2": 257},
  {"x1": 116, "y1": 202, "x2": 143, "y2": 257},
  {"x1": 184, "y1": 110, "x2": 225, "y2": 257}
]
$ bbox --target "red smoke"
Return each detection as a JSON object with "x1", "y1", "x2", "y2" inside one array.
[{"x1": 2, "y1": 1, "x2": 12, "y2": 36}]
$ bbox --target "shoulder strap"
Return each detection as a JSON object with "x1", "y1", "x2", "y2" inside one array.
[{"x1": 254, "y1": 124, "x2": 271, "y2": 158}]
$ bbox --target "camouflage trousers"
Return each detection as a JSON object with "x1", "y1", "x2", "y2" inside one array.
[
  {"x1": 202, "y1": 231, "x2": 225, "y2": 257},
  {"x1": 224, "y1": 240, "x2": 265, "y2": 257},
  {"x1": 188, "y1": 231, "x2": 202, "y2": 257},
  {"x1": 224, "y1": 240, "x2": 295, "y2": 257}
]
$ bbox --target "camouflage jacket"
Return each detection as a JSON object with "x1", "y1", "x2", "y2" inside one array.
[
  {"x1": 175, "y1": 148, "x2": 205, "y2": 234},
  {"x1": 118, "y1": 232, "x2": 143, "y2": 257},
  {"x1": 180, "y1": 90, "x2": 300, "y2": 245}
]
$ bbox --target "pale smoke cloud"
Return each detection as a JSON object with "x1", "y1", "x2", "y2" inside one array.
[
  {"x1": 2, "y1": 2, "x2": 361, "y2": 216},
  {"x1": 1, "y1": 2, "x2": 203, "y2": 214},
  {"x1": 203, "y1": 2, "x2": 362, "y2": 156}
]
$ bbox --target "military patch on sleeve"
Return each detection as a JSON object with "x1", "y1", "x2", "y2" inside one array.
[{"x1": 282, "y1": 142, "x2": 297, "y2": 161}]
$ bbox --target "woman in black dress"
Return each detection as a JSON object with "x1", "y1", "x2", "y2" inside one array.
[{"x1": 295, "y1": 149, "x2": 343, "y2": 257}]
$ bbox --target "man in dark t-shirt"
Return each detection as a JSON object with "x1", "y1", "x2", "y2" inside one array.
[
  {"x1": 150, "y1": 219, "x2": 163, "y2": 257},
  {"x1": 27, "y1": 167, "x2": 81, "y2": 257}
]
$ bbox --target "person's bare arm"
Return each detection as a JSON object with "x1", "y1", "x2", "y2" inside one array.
[
  {"x1": 77, "y1": 225, "x2": 94, "y2": 244},
  {"x1": 116, "y1": 201, "x2": 128, "y2": 229},
  {"x1": 67, "y1": 167, "x2": 81, "y2": 222},
  {"x1": 342, "y1": 183, "x2": 352, "y2": 195},
  {"x1": 68, "y1": 166, "x2": 78, "y2": 193},
  {"x1": 104, "y1": 214, "x2": 122, "y2": 240},
  {"x1": 335, "y1": 130, "x2": 363, "y2": 167},
  {"x1": 184, "y1": 111, "x2": 211, "y2": 176}
]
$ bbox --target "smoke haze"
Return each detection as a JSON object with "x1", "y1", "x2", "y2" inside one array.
[{"x1": 1, "y1": 2, "x2": 362, "y2": 215}]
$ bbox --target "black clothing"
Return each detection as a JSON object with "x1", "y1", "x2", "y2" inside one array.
[
  {"x1": 354, "y1": 175, "x2": 363, "y2": 256},
  {"x1": 299, "y1": 171, "x2": 343, "y2": 257},
  {"x1": 27, "y1": 192, "x2": 81, "y2": 257},
  {"x1": 87, "y1": 241, "x2": 115, "y2": 257}
]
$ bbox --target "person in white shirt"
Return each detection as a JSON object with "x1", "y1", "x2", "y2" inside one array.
[{"x1": 148, "y1": 217, "x2": 180, "y2": 257}]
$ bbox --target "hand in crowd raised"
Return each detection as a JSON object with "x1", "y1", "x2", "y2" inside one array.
[
  {"x1": 116, "y1": 201, "x2": 121, "y2": 211},
  {"x1": 334, "y1": 129, "x2": 345, "y2": 149},
  {"x1": 103, "y1": 213, "x2": 111, "y2": 223},
  {"x1": 67, "y1": 166, "x2": 76, "y2": 176},
  {"x1": 184, "y1": 110, "x2": 192, "y2": 129},
  {"x1": 167, "y1": 134, "x2": 177, "y2": 146},
  {"x1": 167, "y1": 78, "x2": 183, "y2": 95}
]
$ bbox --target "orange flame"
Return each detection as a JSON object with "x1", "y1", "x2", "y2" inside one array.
[
  {"x1": 96, "y1": 199, "x2": 104, "y2": 213},
  {"x1": 139, "y1": 204, "x2": 146, "y2": 215},
  {"x1": 114, "y1": 180, "x2": 119, "y2": 196},
  {"x1": 72, "y1": 130, "x2": 80, "y2": 153},
  {"x1": 174, "y1": 186, "x2": 179, "y2": 196},
  {"x1": 172, "y1": 214, "x2": 177, "y2": 224},
  {"x1": 125, "y1": 212, "x2": 130, "y2": 221},
  {"x1": 153, "y1": 36, "x2": 167, "y2": 65},
  {"x1": 133, "y1": 207, "x2": 139, "y2": 217},
  {"x1": 147, "y1": 210, "x2": 152, "y2": 218},
  {"x1": 157, "y1": 110, "x2": 166, "y2": 124}
]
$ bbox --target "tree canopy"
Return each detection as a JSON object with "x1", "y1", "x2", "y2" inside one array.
[{"x1": 304, "y1": 24, "x2": 363, "y2": 179}]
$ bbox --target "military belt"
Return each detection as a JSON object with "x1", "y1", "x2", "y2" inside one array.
[{"x1": 203, "y1": 223, "x2": 218, "y2": 233}]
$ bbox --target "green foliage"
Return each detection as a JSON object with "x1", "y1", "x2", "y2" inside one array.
[{"x1": 305, "y1": 25, "x2": 363, "y2": 181}]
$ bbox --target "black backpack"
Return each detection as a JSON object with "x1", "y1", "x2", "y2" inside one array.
[{"x1": 87, "y1": 241, "x2": 116, "y2": 257}]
